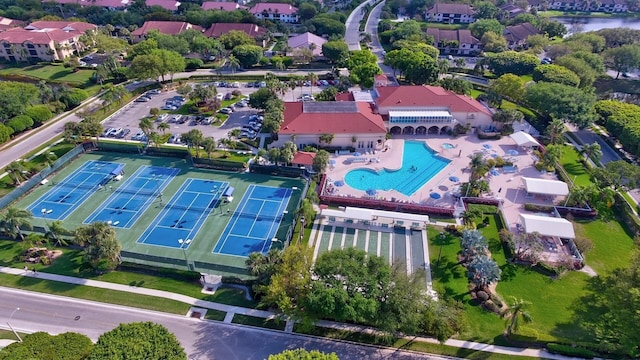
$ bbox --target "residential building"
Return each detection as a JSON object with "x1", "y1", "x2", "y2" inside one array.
[
  {"x1": 201, "y1": 1, "x2": 247, "y2": 11},
  {"x1": 426, "y1": 3, "x2": 475, "y2": 24},
  {"x1": 291, "y1": 151, "x2": 316, "y2": 168},
  {"x1": 250, "y1": 3, "x2": 299, "y2": 23},
  {"x1": 131, "y1": 21, "x2": 201, "y2": 42},
  {"x1": 373, "y1": 85, "x2": 493, "y2": 135},
  {"x1": 203, "y1": 23, "x2": 267, "y2": 47},
  {"x1": 0, "y1": 17, "x2": 23, "y2": 32},
  {"x1": 274, "y1": 101, "x2": 387, "y2": 150},
  {"x1": 426, "y1": 28, "x2": 481, "y2": 55},
  {"x1": 591, "y1": 0, "x2": 628, "y2": 12},
  {"x1": 0, "y1": 21, "x2": 97, "y2": 62},
  {"x1": 374, "y1": 74, "x2": 392, "y2": 87},
  {"x1": 499, "y1": 4, "x2": 526, "y2": 19},
  {"x1": 287, "y1": 32, "x2": 326, "y2": 57},
  {"x1": 40, "y1": 0, "x2": 131, "y2": 9},
  {"x1": 503, "y1": 22, "x2": 539, "y2": 49}
]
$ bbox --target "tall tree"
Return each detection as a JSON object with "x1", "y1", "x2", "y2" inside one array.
[
  {"x1": 525, "y1": 82, "x2": 596, "y2": 128},
  {"x1": 181, "y1": 129, "x2": 204, "y2": 158},
  {"x1": 604, "y1": 44, "x2": 640, "y2": 79},
  {"x1": 6, "y1": 161, "x2": 28, "y2": 185},
  {"x1": 467, "y1": 255, "x2": 501, "y2": 290},
  {"x1": 580, "y1": 142, "x2": 603, "y2": 163},
  {"x1": 0, "y1": 207, "x2": 33, "y2": 241},
  {"x1": 87, "y1": 322, "x2": 186, "y2": 360},
  {"x1": 545, "y1": 119, "x2": 566, "y2": 145},
  {"x1": 74, "y1": 222, "x2": 121, "y2": 272}
]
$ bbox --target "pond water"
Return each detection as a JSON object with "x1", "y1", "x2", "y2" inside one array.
[{"x1": 551, "y1": 16, "x2": 640, "y2": 34}]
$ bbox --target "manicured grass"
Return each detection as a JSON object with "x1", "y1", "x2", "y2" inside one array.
[
  {"x1": 0, "y1": 273, "x2": 191, "y2": 315},
  {"x1": 559, "y1": 145, "x2": 592, "y2": 187},
  {"x1": 427, "y1": 211, "x2": 597, "y2": 345},
  {"x1": 204, "y1": 309, "x2": 226, "y2": 321},
  {"x1": 0, "y1": 329, "x2": 26, "y2": 341},
  {"x1": 232, "y1": 314, "x2": 285, "y2": 330},
  {"x1": 574, "y1": 219, "x2": 635, "y2": 275},
  {"x1": 520, "y1": 74, "x2": 533, "y2": 83},
  {"x1": 0, "y1": 64, "x2": 94, "y2": 86},
  {"x1": 0, "y1": 241, "x2": 259, "y2": 309}
]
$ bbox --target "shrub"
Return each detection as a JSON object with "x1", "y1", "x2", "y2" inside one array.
[
  {"x1": 509, "y1": 327, "x2": 539, "y2": 343},
  {"x1": 61, "y1": 88, "x2": 88, "y2": 110},
  {"x1": 24, "y1": 105, "x2": 53, "y2": 125},
  {"x1": 478, "y1": 133, "x2": 502, "y2": 140},
  {"x1": 7, "y1": 115, "x2": 34, "y2": 132},
  {"x1": 573, "y1": 236, "x2": 593, "y2": 254},
  {"x1": 185, "y1": 58, "x2": 204, "y2": 70},
  {"x1": 482, "y1": 300, "x2": 501, "y2": 314},
  {"x1": 232, "y1": 90, "x2": 242, "y2": 97},
  {"x1": 547, "y1": 343, "x2": 595, "y2": 359},
  {"x1": 0, "y1": 124, "x2": 13, "y2": 143}
]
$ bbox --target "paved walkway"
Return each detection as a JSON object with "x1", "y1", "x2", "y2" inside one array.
[{"x1": 0, "y1": 265, "x2": 574, "y2": 359}]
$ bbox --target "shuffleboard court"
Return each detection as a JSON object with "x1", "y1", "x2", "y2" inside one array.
[
  {"x1": 136, "y1": 178, "x2": 228, "y2": 249},
  {"x1": 28, "y1": 160, "x2": 122, "y2": 220},
  {"x1": 213, "y1": 185, "x2": 292, "y2": 257},
  {"x1": 83, "y1": 166, "x2": 179, "y2": 228}
]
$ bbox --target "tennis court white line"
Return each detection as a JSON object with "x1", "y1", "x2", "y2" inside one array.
[
  {"x1": 213, "y1": 184, "x2": 257, "y2": 253},
  {"x1": 261, "y1": 188, "x2": 292, "y2": 253},
  {"x1": 223, "y1": 233, "x2": 268, "y2": 242}
]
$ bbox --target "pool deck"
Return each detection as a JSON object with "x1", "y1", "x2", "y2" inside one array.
[{"x1": 326, "y1": 134, "x2": 565, "y2": 233}]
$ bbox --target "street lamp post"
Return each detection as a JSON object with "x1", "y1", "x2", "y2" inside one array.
[
  {"x1": 7, "y1": 307, "x2": 22, "y2": 343},
  {"x1": 178, "y1": 239, "x2": 192, "y2": 270},
  {"x1": 271, "y1": 238, "x2": 283, "y2": 248},
  {"x1": 436, "y1": 232, "x2": 445, "y2": 268},
  {"x1": 41, "y1": 208, "x2": 52, "y2": 234}
]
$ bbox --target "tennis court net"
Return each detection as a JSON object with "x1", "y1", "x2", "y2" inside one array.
[
  {"x1": 57, "y1": 181, "x2": 101, "y2": 191},
  {"x1": 165, "y1": 202, "x2": 214, "y2": 213},
  {"x1": 233, "y1": 211, "x2": 283, "y2": 222},
  {"x1": 114, "y1": 187, "x2": 159, "y2": 197}
]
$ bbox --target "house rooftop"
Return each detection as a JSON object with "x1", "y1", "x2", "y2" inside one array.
[
  {"x1": 280, "y1": 101, "x2": 386, "y2": 135},
  {"x1": 427, "y1": 3, "x2": 475, "y2": 15},
  {"x1": 201, "y1": 1, "x2": 246, "y2": 11},
  {"x1": 292, "y1": 151, "x2": 316, "y2": 166},
  {"x1": 249, "y1": 3, "x2": 298, "y2": 15},
  {"x1": 131, "y1": 21, "x2": 199, "y2": 37},
  {"x1": 203, "y1": 23, "x2": 266, "y2": 38},
  {"x1": 427, "y1": 28, "x2": 480, "y2": 45},
  {"x1": 375, "y1": 85, "x2": 491, "y2": 116}
]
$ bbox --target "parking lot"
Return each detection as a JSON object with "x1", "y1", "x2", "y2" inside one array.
[{"x1": 100, "y1": 82, "x2": 329, "y2": 147}]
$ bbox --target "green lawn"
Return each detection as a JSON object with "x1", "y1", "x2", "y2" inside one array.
[
  {"x1": 232, "y1": 314, "x2": 286, "y2": 330},
  {"x1": 574, "y1": 219, "x2": 635, "y2": 275},
  {"x1": 428, "y1": 210, "x2": 597, "y2": 345},
  {"x1": 559, "y1": 145, "x2": 592, "y2": 187},
  {"x1": 0, "y1": 329, "x2": 26, "y2": 341},
  {"x1": 0, "y1": 64, "x2": 94, "y2": 86}
]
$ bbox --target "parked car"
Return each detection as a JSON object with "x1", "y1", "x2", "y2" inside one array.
[
  {"x1": 161, "y1": 105, "x2": 177, "y2": 110},
  {"x1": 147, "y1": 89, "x2": 161, "y2": 95},
  {"x1": 219, "y1": 107, "x2": 233, "y2": 114},
  {"x1": 259, "y1": 81, "x2": 267, "y2": 88},
  {"x1": 169, "y1": 134, "x2": 180, "y2": 143},
  {"x1": 224, "y1": 92, "x2": 233, "y2": 100},
  {"x1": 135, "y1": 96, "x2": 150, "y2": 102},
  {"x1": 216, "y1": 93, "x2": 224, "y2": 100},
  {"x1": 157, "y1": 113, "x2": 168, "y2": 121},
  {"x1": 102, "y1": 127, "x2": 115, "y2": 137},
  {"x1": 131, "y1": 131, "x2": 144, "y2": 140},
  {"x1": 117, "y1": 128, "x2": 131, "y2": 138}
]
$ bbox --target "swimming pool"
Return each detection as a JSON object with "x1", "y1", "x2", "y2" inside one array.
[
  {"x1": 442, "y1": 143, "x2": 455, "y2": 149},
  {"x1": 345, "y1": 141, "x2": 450, "y2": 196}
]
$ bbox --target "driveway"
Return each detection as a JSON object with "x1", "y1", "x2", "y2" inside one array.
[{"x1": 345, "y1": 0, "x2": 378, "y2": 50}]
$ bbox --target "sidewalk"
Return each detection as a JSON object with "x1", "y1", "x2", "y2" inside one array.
[{"x1": 0, "y1": 265, "x2": 574, "y2": 359}]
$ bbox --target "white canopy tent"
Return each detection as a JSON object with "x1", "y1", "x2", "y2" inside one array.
[
  {"x1": 510, "y1": 131, "x2": 540, "y2": 148},
  {"x1": 519, "y1": 214, "x2": 575, "y2": 239},
  {"x1": 321, "y1": 206, "x2": 429, "y2": 227},
  {"x1": 521, "y1": 177, "x2": 569, "y2": 196}
]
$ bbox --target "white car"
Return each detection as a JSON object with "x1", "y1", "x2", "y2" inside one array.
[
  {"x1": 161, "y1": 105, "x2": 177, "y2": 110},
  {"x1": 219, "y1": 107, "x2": 233, "y2": 114}
]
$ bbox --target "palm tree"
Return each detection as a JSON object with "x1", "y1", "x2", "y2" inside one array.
[
  {"x1": 157, "y1": 122, "x2": 169, "y2": 134},
  {"x1": 502, "y1": 297, "x2": 533, "y2": 337},
  {"x1": 6, "y1": 161, "x2": 28, "y2": 185},
  {"x1": 182, "y1": 129, "x2": 204, "y2": 158},
  {"x1": 437, "y1": 59, "x2": 450, "y2": 75},
  {"x1": 545, "y1": 119, "x2": 566, "y2": 145},
  {"x1": 0, "y1": 207, "x2": 33, "y2": 241},
  {"x1": 468, "y1": 153, "x2": 488, "y2": 182},
  {"x1": 460, "y1": 208, "x2": 483, "y2": 229},
  {"x1": 308, "y1": 72, "x2": 318, "y2": 97},
  {"x1": 461, "y1": 229, "x2": 488, "y2": 261},
  {"x1": 44, "y1": 152, "x2": 58, "y2": 167},
  {"x1": 580, "y1": 142, "x2": 602, "y2": 164},
  {"x1": 467, "y1": 255, "x2": 501, "y2": 290},
  {"x1": 540, "y1": 144, "x2": 563, "y2": 170},
  {"x1": 37, "y1": 80, "x2": 54, "y2": 104},
  {"x1": 139, "y1": 117, "x2": 154, "y2": 136},
  {"x1": 47, "y1": 220, "x2": 69, "y2": 247},
  {"x1": 202, "y1": 137, "x2": 216, "y2": 159},
  {"x1": 74, "y1": 222, "x2": 121, "y2": 272},
  {"x1": 227, "y1": 54, "x2": 240, "y2": 75}
]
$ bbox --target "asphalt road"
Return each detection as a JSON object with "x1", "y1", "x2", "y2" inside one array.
[
  {"x1": 365, "y1": 1, "x2": 395, "y2": 75},
  {"x1": 345, "y1": 0, "x2": 377, "y2": 50},
  {"x1": 0, "y1": 287, "x2": 445, "y2": 360}
]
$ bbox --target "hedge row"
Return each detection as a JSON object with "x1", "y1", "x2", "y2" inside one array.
[
  {"x1": 546, "y1": 343, "x2": 595, "y2": 359},
  {"x1": 594, "y1": 100, "x2": 640, "y2": 157}
]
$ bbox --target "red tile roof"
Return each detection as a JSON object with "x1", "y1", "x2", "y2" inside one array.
[
  {"x1": 26, "y1": 21, "x2": 97, "y2": 33},
  {"x1": 201, "y1": 1, "x2": 246, "y2": 11},
  {"x1": 292, "y1": 151, "x2": 316, "y2": 166},
  {"x1": 131, "y1": 21, "x2": 199, "y2": 37},
  {"x1": 281, "y1": 101, "x2": 386, "y2": 135},
  {"x1": 203, "y1": 23, "x2": 266, "y2": 38},
  {"x1": 335, "y1": 92, "x2": 354, "y2": 101},
  {"x1": 250, "y1": 3, "x2": 298, "y2": 15},
  {"x1": 0, "y1": 27, "x2": 76, "y2": 44},
  {"x1": 375, "y1": 85, "x2": 491, "y2": 116},
  {"x1": 40, "y1": 0, "x2": 131, "y2": 8},
  {"x1": 145, "y1": 0, "x2": 180, "y2": 11},
  {"x1": 0, "y1": 17, "x2": 24, "y2": 32}
]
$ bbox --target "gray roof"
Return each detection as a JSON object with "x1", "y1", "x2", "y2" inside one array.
[
  {"x1": 427, "y1": 3, "x2": 475, "y2": 15},
  {"x1": 503, "y1": 22, "x2": 539, "y2": 43},
  {"x1": 427, "y1": 28, "x2": 480, "y2": 45}
]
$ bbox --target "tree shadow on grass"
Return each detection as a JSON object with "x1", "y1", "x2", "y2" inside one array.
[
  {"x1": 49, "y1": 70, "x2": 73, "y2": 81},
  {"x1": 499, "y1": 262, "x2": 518, "y2": 281}
]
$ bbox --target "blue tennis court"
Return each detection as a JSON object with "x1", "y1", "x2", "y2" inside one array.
[
  {"x1": 136, "y1": 178, "x2": 228, "y2": 249},
  {"x1": 83, "y1": 166, "x2": 179, "y2": 228},
  {"x1": 213, "y1": 185, "x2": 292, "y2": 257},
  {"x1": 28, "y1": 160, "x2": 122, "y2": 220}
]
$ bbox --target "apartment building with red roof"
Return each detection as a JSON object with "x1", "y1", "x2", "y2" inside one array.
[
  {"x1": 131, "y1": 21, "x2": 201, "y2": 42},
  {"x1": 203, "y1": 23, "x2": 267, "y2": 46},
  {"x1": 0, "y1": 17, "x2": 24, "y2": 32},
  {"x1": 373, "y1": 85, "x2": 492, "y2": 135},
  {"x1": 274, "y1": 101, "x2": 387, "y2": 150},
  {"x1": 426, "y1": 3, "x2": 476, "y2": 24},
  {"x1": 201, "y1": 1, "x2": 247, "y2": 11},
  {"x1": 0, "y1": 21, "x2": 96, "y2": 61},
  {"x1": 145, "y1": 0, "x2": 181, "y2": 12},
  {"x1": 40, "y1": 0, "x2": 131, "y2": 9},
  {"x1": 250, "y1": 3, "x2": 299, "y2": 23},
  {"x1": 426, "y1": 28, "x2": 481, "y2": 56}
]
